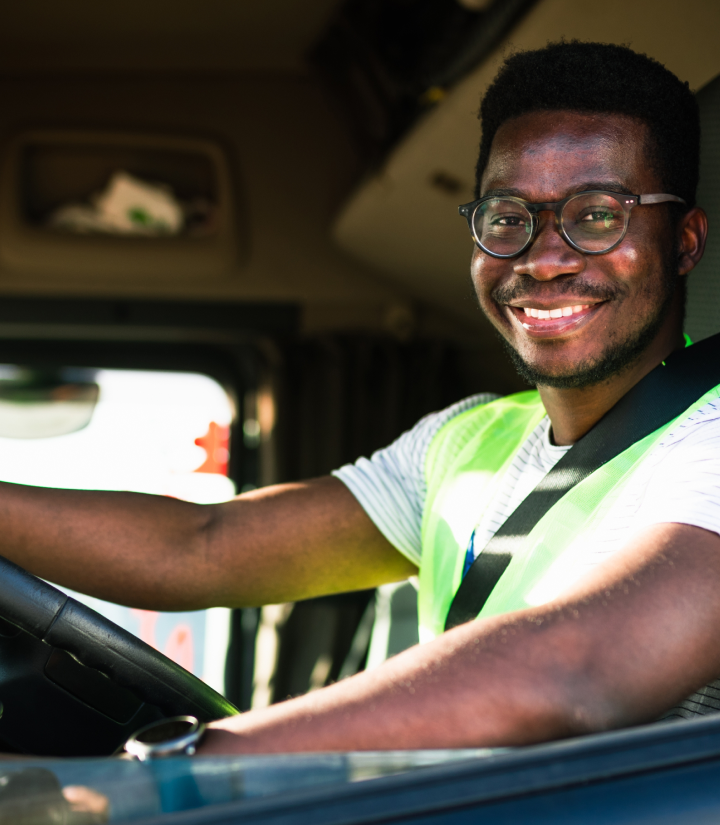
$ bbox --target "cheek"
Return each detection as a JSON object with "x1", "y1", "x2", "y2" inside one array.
[
  {"x1": 605, "y1": 246, "x2": 642, "y2": 291},
  {"x1": 616, "y1": 213, "x2": 675, "y2": 290},
  {"x1": 608, "y1": 236, "x2": 665, "y2": 304},
  {"x1": 471, "y1": 252, "x2": 503, "y2": 308}
]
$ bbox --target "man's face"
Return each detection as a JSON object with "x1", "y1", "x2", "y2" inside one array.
[{"x1": 471, "y1": 111, "x2": 682, "y2": 388}]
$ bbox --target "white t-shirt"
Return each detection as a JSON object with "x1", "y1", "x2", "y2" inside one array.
[{"x1": 333, "y1": 393, "x2": 720, "y2": 720}]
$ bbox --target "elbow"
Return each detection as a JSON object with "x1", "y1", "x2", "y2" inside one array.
[
  {"x1": 194, "y1": 502, "x2": 222, "y2": 564},
  {"x1": 550, "y1": 694, "x2": 621, "y2": 740},
  {"x1": 497, "y1": 638, "x2": 630, "y2": 744},
  {"x1": 535, "y1": 662, "x2": 631, "y2": 741},
  {"x1": 473, "y1": 613, "x2": 653, "y2": 745},
  {"x1": 183, "y1": 502, "x2": 225, "y2": 596}
]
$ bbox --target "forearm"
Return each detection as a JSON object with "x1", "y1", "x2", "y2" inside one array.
[
  {"x1": 0, "y1": 476, "x2": 414, "y2": 610},
  {"x1": 201, "y1": 611, "x2": 587, "y2": 754},
  {"x1": 0, "y1": 481, "x2": 216, "y2": 610},
  {"x1": 200, "y1": 523, "x2": 720, "y2": 755}
]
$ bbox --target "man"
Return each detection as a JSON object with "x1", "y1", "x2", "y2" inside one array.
[{"x1": 1, "y1": 40, "x2": 717, "y2": 754}]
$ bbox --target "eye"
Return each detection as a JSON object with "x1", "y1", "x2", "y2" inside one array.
[
  {"x1": 477, "y1": 199, "x2": 533, "y2": 237},
  {"x1": 487, "y1": 212, "x2": 529, "y2": 230},
  {"x1": 576, "y1": 207, "x2": 624, "y2": 231},
  {"x1": 581, "y1": 209, "x2": 615, "y2": 224}
]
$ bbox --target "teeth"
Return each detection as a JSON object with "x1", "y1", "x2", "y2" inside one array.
[{"x1": 521, "y1": 305, "x2": 590, "y2": 319}]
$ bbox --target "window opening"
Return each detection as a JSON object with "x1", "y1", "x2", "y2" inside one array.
[{"x1": 0, "y1": 367, "x2": 236, "y2": 695}]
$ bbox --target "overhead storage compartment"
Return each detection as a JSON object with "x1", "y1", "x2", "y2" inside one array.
[{"x1": 0, "y1": 131, "x2": 238, "y2": 281}]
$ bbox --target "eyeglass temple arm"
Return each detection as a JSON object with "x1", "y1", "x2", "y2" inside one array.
[{"x1": 638, "y1": 194, "x2": 687, "y2": 205}]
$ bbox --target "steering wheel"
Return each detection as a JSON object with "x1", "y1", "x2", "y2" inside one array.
[{"x1": 0, "y1": 555, "x2": 238, "y2": 757}]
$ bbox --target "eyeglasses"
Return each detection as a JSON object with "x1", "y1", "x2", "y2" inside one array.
[{"x1": 459, "y1": 190, "x2": 686, "y2": 258}]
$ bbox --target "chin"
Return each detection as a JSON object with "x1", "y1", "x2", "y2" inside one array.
[{"x1": 511, "y1": 350, "x2": 640, "y2": 390}]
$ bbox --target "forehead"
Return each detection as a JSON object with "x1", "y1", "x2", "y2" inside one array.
[{"x1": 481, "y1": 111, "x2": 659, "y2": 199}]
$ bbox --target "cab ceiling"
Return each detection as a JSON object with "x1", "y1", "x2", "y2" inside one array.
[
  {"x1": 0, "y1": 0, "x2": 716, "y2": 348},
  {"x1": 0, "y1": 0, "x2": 523, "y2": 346},
  {"x1": 0, "y1": 0, "x2": 433, "y2": 340},
  {"x1": 0, "y1": 0, "x2": 341, "y2": 73}
]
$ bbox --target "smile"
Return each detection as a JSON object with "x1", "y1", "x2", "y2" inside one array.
[
  {"x1": 521, "y1": 305, "x2": 589, "y2": 319},
  {"x1": 507, "y1": 302, "x2": 603, "y2": 337}
]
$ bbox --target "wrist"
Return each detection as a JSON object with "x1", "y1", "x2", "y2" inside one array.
[{"x1": 124, "y1": 716, "x2": 206, "y2": 761}]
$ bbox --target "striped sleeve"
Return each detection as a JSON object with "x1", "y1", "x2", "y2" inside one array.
[{"x1": 332, "y1": 394, "x2": 498, "y2": 566}]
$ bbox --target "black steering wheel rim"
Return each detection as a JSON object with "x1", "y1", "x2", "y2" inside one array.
[{"x1": 0, "y1": 554, "x2": 237, "y2": 756}]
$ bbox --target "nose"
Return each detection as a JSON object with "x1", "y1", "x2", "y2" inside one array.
[{"x1": 513, "y1": 211, "x2": 585, "y2": 281}]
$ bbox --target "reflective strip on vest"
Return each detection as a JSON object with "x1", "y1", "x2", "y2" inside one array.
[{"x1": 418, "y1": 384, "x2": 720, "y2": 642}]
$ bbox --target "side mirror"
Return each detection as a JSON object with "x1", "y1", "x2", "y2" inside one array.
[{"x1": 0, "y1": 368, "x2": 100, "y2": 439}]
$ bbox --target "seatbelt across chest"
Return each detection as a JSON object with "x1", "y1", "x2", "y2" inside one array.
[{"x1": 445, "y1": 331, "x2": 720, "y2": 631}]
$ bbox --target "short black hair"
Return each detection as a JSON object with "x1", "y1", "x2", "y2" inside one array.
[{"x1": 475, "y1": 41, "x2": 700, "y2": 207}]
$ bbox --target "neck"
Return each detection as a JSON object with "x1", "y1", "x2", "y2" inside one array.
[{"x1": 539, "y1": 326, "x2": 685, "y2": 446}]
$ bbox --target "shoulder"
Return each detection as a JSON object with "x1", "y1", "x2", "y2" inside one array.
[
  {"x1": 638, "y1": 396, "x2": 720, "y2": 482},
  {"x1": 657, "y1": 396, "x2": 720, "y2": 450},
  {"x1": 398, "y1": 392, "x2": 502, "y2": 462},
  {"x1": 616, "y1": 397, "x2": 720, "y2": 540},
  {"x1": 331, "y1": 392, "x2": 502, "y2": 566},
  {"x1": 425, "y1": 389, "x2": 543, "y2": 475},
  {"x1": 362, "y1": 392, "x2": 502, "y2": 492}
]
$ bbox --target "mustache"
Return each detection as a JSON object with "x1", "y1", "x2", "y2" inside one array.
[{"x1": 492, "y1": 278, "x2": 621, "y2": 305}]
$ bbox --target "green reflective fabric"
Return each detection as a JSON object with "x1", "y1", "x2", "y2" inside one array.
[
  {"x1": 419, "y1": 382, "x2": 720, "y2": 641},
  {"x1": 419, "y1": 390, "x2": 545, "y2": 640}
]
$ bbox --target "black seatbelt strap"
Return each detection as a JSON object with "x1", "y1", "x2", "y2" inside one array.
[{"x1": 445, "y1": 331, "x2": 720, "y2": 631}]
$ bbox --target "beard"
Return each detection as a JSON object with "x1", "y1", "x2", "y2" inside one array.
[{"x1": 490, "y1": 254, "x2": 681, "y2": 390}]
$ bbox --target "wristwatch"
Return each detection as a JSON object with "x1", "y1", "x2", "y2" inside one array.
[{"x1": 124, "y1": 715, "x2": 206, "y2": 761}]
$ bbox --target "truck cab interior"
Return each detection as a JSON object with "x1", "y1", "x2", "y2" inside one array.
[{"x1": 2, "y1": 0, "x2": 720, "y2": 820}]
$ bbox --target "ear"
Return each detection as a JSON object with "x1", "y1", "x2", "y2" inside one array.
[{"x1": 677, "y1": 207, "x2": 708, "y2": 276}]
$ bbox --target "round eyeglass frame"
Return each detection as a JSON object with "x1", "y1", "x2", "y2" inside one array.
[{"x1": 458, "y1": 190, "x2": 686, "y2": 258}]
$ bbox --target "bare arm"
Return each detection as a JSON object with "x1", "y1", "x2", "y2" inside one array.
[
  {"x1": 0, "y1": 477, "x2": 415, "y2": 610},
  {"x1": 200, "y1": 522, "x2": 720, "y2": 753}
]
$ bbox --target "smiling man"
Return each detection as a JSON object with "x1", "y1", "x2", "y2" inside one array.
[
  {"x1": 199, "y1": 41, "x2": 717, "y2": 753},
  {"x1": 1, "y1": 41, "x2": 719, "y2": 755}
]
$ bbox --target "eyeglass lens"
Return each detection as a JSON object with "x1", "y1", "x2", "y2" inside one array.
[{"x1": 473, "y1": 193, "x2": 627, "y2": 256}]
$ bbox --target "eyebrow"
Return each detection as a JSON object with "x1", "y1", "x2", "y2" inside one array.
[{"x1": 480, "y1": 181, "x2": 636, "y2": 200}]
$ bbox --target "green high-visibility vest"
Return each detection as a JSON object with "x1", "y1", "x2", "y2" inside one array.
[{"x1": 418, "y1": 383, "x2": 720, "y2": 642}]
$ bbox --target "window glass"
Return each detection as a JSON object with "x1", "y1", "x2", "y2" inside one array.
[{"x1": 0, "y1": 367, "x2": 236, "y2": 694}]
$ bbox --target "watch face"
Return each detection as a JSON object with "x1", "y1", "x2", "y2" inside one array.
[
  {"x1": 125, "y1": 715, "x2": 204, "y2": 760},
  {"x1": 135, "y1": 718, "x2": 197, "y2": 745}
]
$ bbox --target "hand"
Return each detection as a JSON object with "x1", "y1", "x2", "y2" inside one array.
[{"x1": 63, "y1": 785, "x2": 110, "y2": 823}]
